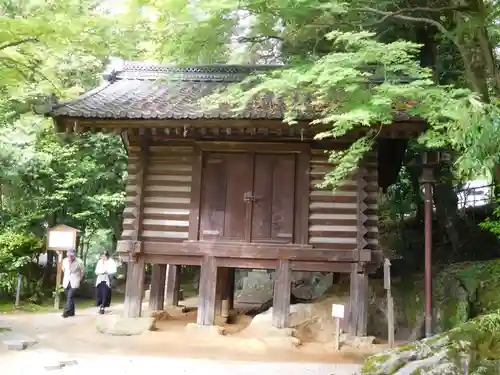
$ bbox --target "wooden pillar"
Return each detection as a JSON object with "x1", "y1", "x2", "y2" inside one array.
[
  {"x1": 347, "y1": 166, "x2": 369, "y2": 336},
  {"x1": 272, "y1": 259, "x2": 291, "y2": 328},
  {"x1": 215, "y1": 267, "x2": 231, "y2": 318},
  {"x1": 165, "y1": 264, "x2": 180, "y2": 307},
  {"x1": 149, "y1": 264, "x2": 166, "y2": 311},
  {"x1": 54, "y1": 250, "x2": 63, "y2": 310},
  {"x1": 197, "y1": 256, "x2": 217, "y2": 325},
  {"x1": 228, "y1": 268, "x2": 235, "y2": 310},
  {"x1": 123, "y1": 138, "x2": 148, "y2": 318},
  {"x1": 348, "y1": 265, "x2": 369, "y2": 336}
]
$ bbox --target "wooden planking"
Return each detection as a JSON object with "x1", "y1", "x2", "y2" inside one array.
[
  {"x1": 308, "y1": 148, "x2": 379, "y2": 250},
  {"x1": 122, "y1": 145, "x2": 194, "y2": 243}
]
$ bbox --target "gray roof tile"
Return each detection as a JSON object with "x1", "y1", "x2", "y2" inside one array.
[{"x1": 49, "y1": 62, "x2": 294, "y2": 120}]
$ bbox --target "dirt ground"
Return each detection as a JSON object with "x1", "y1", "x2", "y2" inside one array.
[{"x1": 0, "y1": 296, "x2": 365, "y2": 365}]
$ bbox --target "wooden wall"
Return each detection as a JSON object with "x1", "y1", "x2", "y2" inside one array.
[
  {"x1": 308, "y1": 148, "x2": 379, "y2": 251},
  {"x1": 120, "y1": 142, "x2": 379, "y2": 253},
  {"x1": 122, "y1": 145, "x2": 194, "y2": 244}
]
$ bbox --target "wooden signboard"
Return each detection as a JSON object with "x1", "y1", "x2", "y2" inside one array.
[{"x1": 46, "y1": 225, "x2": 80, "y2": 309}]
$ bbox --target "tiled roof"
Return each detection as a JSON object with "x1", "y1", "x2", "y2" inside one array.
[{"x1": 48, "y1": 60, "x2": 296, "y2": 120}]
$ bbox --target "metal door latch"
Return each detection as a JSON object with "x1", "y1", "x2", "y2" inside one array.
[{"x1": 243, "y1": 191, "x2": 256, "y2": 202}]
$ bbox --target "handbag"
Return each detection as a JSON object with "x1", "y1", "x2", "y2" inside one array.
[{"x1": 108, "y1": 274, "x2": 117, "y2": 289}]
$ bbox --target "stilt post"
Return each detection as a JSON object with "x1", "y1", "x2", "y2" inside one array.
[
  {"x1": 165, "y1": 264, "x2": 180, "y2": 307},
  {"x1": 197, "y1": 256, "x2": 217, "y2": 325},
  {"x1": 149, "y1": 264, "x2": 166, "y2": 311},
  {"x1": 123, "y1": 138, "x2": 148, "y2": 318},
  {"x1": 272, "y1": 259, "x2": 291, "y2": 328}
]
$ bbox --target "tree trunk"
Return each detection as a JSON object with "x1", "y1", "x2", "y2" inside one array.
[{"x1": 432, "y1": 165, "x2": 462, "y2": 259}]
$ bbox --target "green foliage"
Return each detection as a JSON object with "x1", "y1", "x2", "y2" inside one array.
[
  {"x1": 362, "y1": 313, "x2": 500, "y2": 374},
  {"x1": 480, "y1": 200, "x2": 500, "y2": 238},
  {"x1": 0, "y1": 231, "x2": 42, "y2": 292},
  {"x1": 0, "y1": 0, "x2": 141, "y2": 298}
]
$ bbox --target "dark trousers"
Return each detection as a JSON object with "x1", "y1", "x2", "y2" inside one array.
[
  {"x1": 96, "y1": 281, "x2": 112, "y2": 308},
  {"x1": 64, "y1": 286, "x2": 77, "y2": 316}
]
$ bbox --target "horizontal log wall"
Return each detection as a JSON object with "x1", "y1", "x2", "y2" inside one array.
[
  {"x1": 308, "y1": 148, "x2": 379, "y2": 250},
  {"x1": 122, "y1": 145, "x2": 194, "y2": 243}
]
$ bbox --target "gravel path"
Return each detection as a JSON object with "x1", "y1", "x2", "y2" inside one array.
[{"x1": 2, "y1": 349, "x2": 361, "y2": 375}]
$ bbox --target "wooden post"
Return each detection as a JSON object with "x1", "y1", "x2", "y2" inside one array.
[
  {"x1": 124, "y1": 258, "x2": 145, "y2": 318},
  {"x1": 149, "y1": 264, "x2": 166, "y2": 312},
  {"x1": 165, "y1": 264, "x2": 180, "y2": 307},
  {"x1": 227, "y1": 268, "x2": 235, "y2": 310},
  {"x1": 332, "y1": 303, "x2": 345, "y2": 351},
  {"x1": 197, "y1": 256, "x2": 217, "y2": 326},
  {"x1": 54, "y1": 250, "x2": 63, "y2": 310},
  {"x1": 348, "y1": 264, "x2": 369, "y2": 336},
  {"x1": 123, "y1": 139, "x2": 148, "y2": 318},
  {"x1": 272, "y1": 259, "x2": 291, "y2": 328},
  {"x1": 333, "y1": 317, "x2": 341, "y2": 351},
  {"x1": 384, "y1": 258, "x2": 395, "y2": 348},
  {"x1": 347, "y1": 164, "x2": 370, "y2": 336},
  {"x1": 215, "y1": 267, "x2": 230, "y2": 317},
  {"x1": 15, "y1": 272, "x2": 22, "y2": 308}
]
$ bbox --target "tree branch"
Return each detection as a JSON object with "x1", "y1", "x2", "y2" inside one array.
[
  {"x1": 237, "y1": 35, "x2": 284, "y2": 43},
  {"x1": 0, "y1": 56, "x2": 61, "y2": 94},
  {"x1": 0, "y1": 37, "x2": 39, "y2": 51},
  {"x1": 358, "y1": 7, "x2": 452, "y2": 36}
]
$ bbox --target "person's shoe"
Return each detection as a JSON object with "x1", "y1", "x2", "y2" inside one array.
[{"x1": 62, "y1": 313, "x2": 68, "y2": 318}]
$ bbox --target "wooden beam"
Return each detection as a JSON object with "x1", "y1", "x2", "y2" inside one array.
[
  {"x1": 140, "y1": 254, "x2": 201, "y2": 266},
  {"x1": 123, "y1": 138, "x2": 148, "y2": 318},
  {"x1": 188, "y1": 146, "x2": 202, "y2": 241},
  {"x1": 272, "y1": 259, "x2": 291, "y2": 328},
  {"x1": 56, "y1": 117, "x2": 427, "y2": 140},
  {"x1": 295, "y1": 150, "x2": 311, "y2": 244},
  {"x1": 216, "y1": 257, "x2": 277, "y2": 269},
  {"x1": 165, "y1": 264, "x2": 180, "y2": 307},
  {"x1": 196, "y1": 141, "x2": 310, "y2": 153},
  {"x1": 119, "y1": 241, "x2": 360, "y2": 262},
  {"x1": 197, "y1": 256, "x2": 217, "y2": 326},
  {"x1": 149, "y1": 264, "x2": 166, "y2": 312},
  {"x1": 291, "y1": 260, "x2": 357, "y2": 272}
]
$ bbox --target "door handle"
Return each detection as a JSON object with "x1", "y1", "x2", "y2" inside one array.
[{"x1": 243, "y1": 191, "x2": 256, "y2": 202}]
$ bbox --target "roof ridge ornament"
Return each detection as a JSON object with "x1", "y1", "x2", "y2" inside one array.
[{"x1": 102, "y1": 57, "x2": 125, "y2": 82}]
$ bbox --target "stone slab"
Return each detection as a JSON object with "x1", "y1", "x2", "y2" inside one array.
[{"x1": 96, "y1": 315, "x2": 155, "y2": 336}]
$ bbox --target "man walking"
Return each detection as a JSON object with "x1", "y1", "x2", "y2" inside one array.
[{"x1": 61, "y1": 249, "x2": 84, "y2": 318}]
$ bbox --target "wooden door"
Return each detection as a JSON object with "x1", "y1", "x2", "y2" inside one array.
[
  {"x1": 199, "y1": 153, "x2": 252, "y2": 241},
  {"x1": 251, "y1": 154, "x2": 295, "y2": 243},
  {"x1": 199, "y1": 152, "x2": 296, "y2": 243}
]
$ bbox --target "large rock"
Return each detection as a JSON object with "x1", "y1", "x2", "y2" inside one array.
[
  {"x1": 361, "y1": 313, "x2": 500, "y2": 374},
  {"x1": 235, "y1": 270, "x2": 334, "y2": 305},
  {"x1": 236, "y1": 270, "x2": 274, "y2": 304},
  {"x1": 247, "y1": 289, "x2": 348, "y2": 343},
  {"x1": 96, "y1": 315, "x2": 155, "y2": 336}
]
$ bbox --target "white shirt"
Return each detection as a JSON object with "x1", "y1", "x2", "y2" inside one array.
[
  {"x1": 94, "y1": 258, "x2": 117, "y2": 287},
  {"x1": 62, "y1": 257, "x2": 84, "y2": 289}
]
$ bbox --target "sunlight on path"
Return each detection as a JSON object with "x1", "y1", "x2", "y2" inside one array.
[{"x1": 2, "y1": 350, "x2": 361, "y2": 375}]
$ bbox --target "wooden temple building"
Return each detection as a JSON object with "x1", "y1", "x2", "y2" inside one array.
[{"x1": 48, "y1": 60, "x2": 425, "y2": 336}]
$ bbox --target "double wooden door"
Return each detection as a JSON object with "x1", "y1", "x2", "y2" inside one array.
[{"x1": 199, "y1": 152, "x2": 296, "y2": 243}]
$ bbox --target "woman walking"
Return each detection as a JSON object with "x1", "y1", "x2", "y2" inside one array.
[{"x1": 94, "y1": 251, "x2": 117, "y2": 314}]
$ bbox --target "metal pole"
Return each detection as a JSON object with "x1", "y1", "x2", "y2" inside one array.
[{"x1": 424, "y1": 177, "x2": 433, "y2": 337}]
